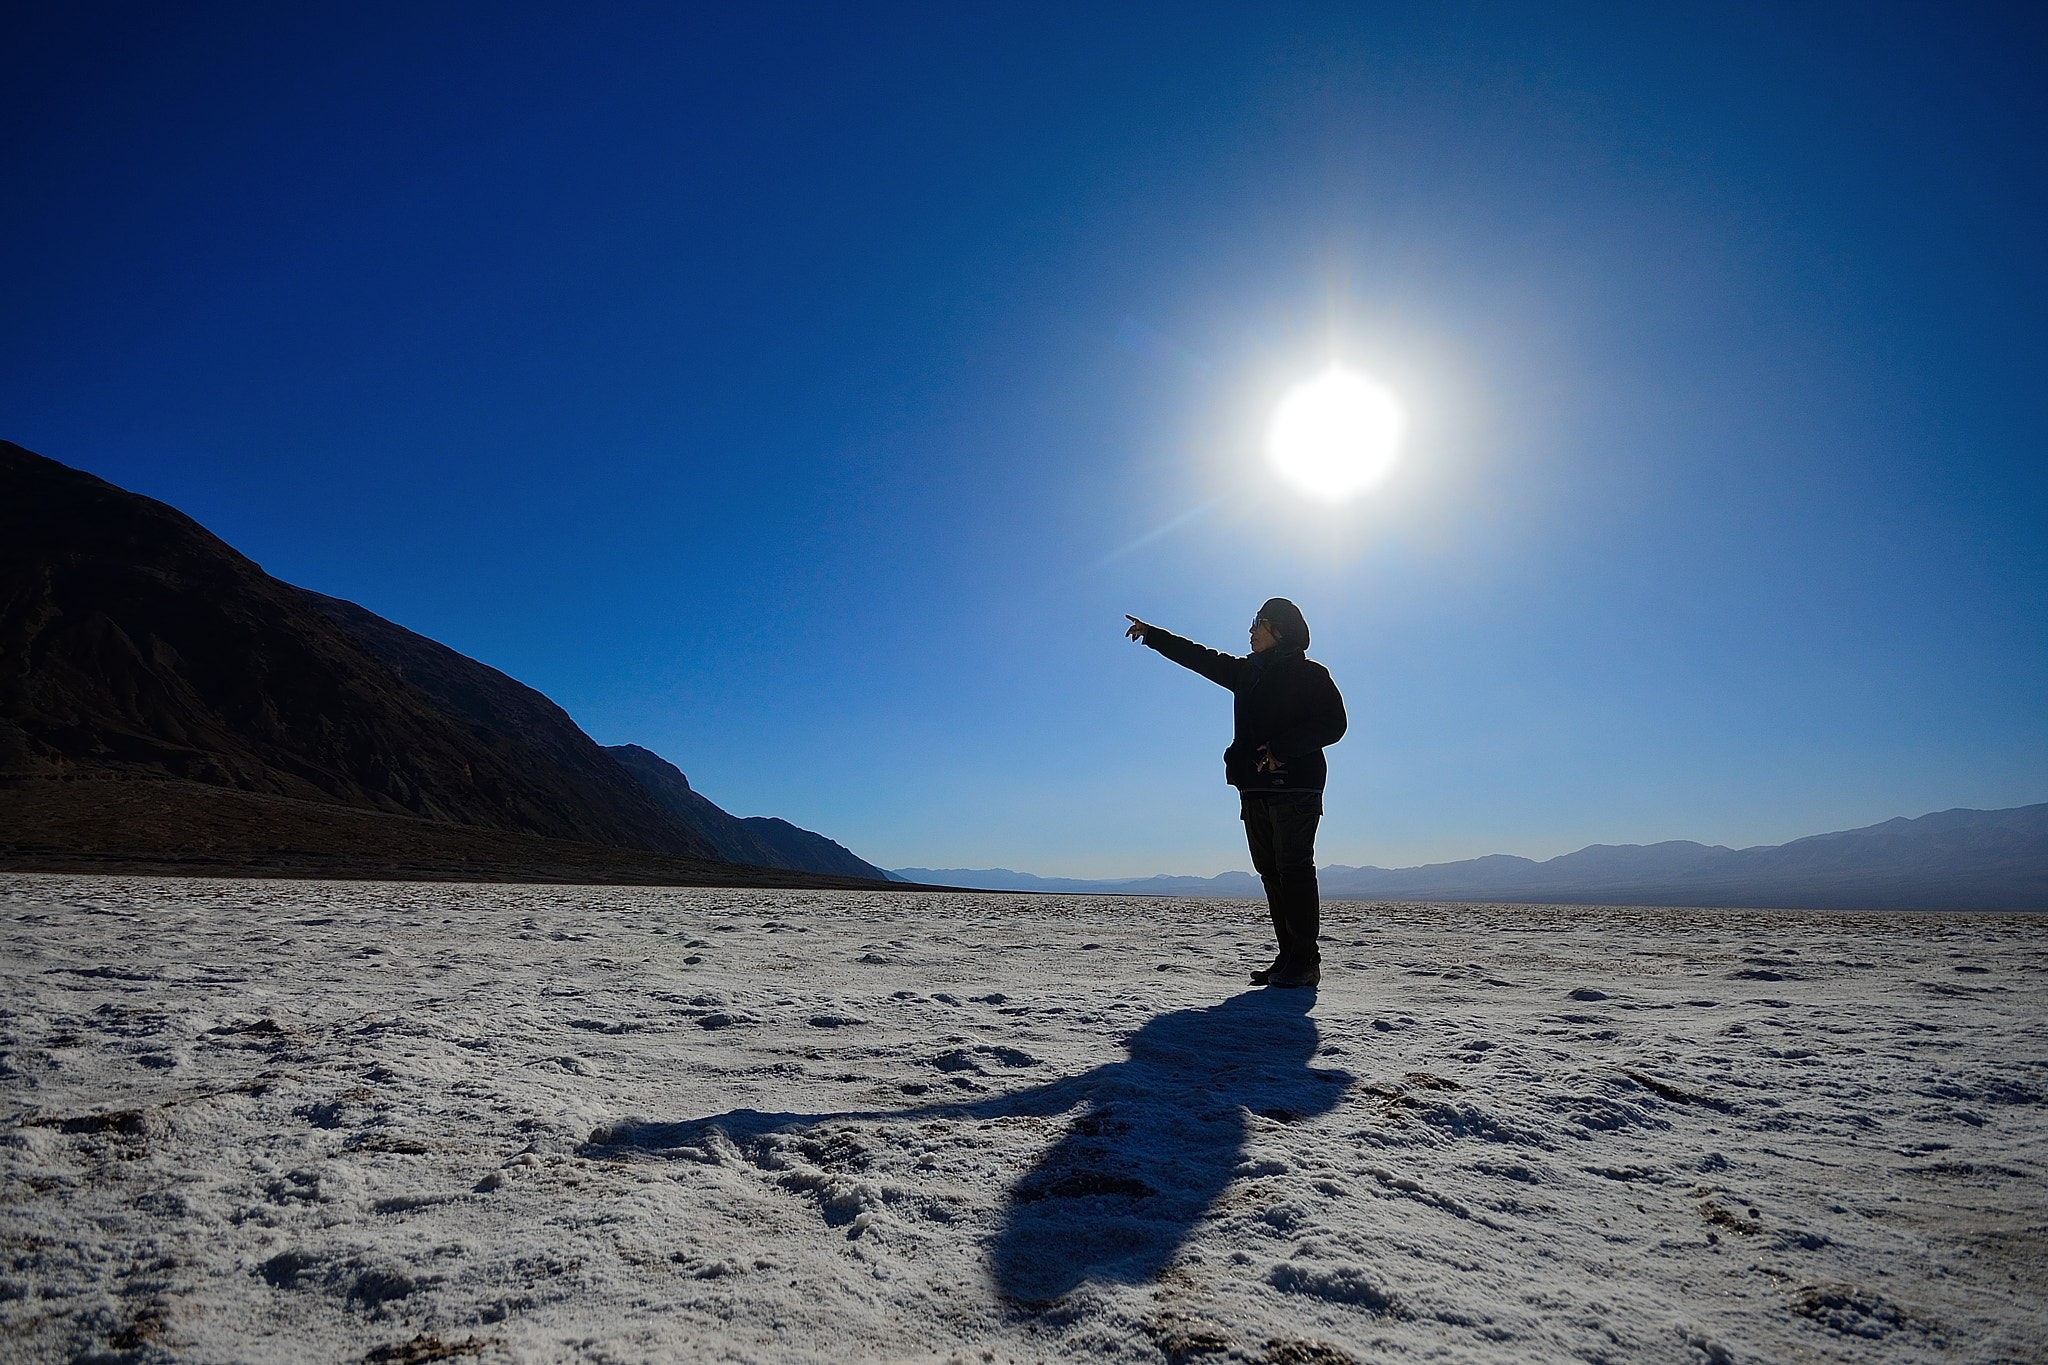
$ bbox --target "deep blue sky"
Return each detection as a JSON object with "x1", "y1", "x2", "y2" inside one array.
[{"x1": 5, "y1": 4, "x2": 2044, "y2": 876}]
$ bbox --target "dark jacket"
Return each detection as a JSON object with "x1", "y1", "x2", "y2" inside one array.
[{"x1": 1141, "y1": 627, "x2": 1348, "y2": 792}]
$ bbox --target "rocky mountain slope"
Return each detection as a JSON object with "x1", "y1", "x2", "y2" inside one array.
[
  {"x1": 297, "y1": 591, "x2": 716, "y2": 859},
  {"x1": 0, "y1": 442, "x2": 713, "y2": 849},
  {"x1": 0, "y1": 442, "x2": 886, "y2": 885},
  {"x1": 604, "y1": 744, "x2": 888, "y2": 880}
]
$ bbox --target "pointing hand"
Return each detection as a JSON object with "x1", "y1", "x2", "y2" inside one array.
[{"x1": 1124, "y1": 614, "x2": 1151, "y2": 642}]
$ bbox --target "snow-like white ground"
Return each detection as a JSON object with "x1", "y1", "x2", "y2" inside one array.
[{"x1": 1, "y1": 875, "x2": 2042, "y2": 1365}]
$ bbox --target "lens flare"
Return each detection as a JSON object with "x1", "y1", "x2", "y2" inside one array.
[{"x1": 1267, "y1": 368, "x2": 1404, "y2": 499}]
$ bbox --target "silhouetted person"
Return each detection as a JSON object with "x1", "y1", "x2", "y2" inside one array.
[{"x1": 1124, "y1": 599, "x2": 1346, "y2": 988}]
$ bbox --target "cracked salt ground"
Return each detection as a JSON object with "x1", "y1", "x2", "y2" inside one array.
[{"x1": 0, "y1": 876, "x2": 2041, "y2": 1364}]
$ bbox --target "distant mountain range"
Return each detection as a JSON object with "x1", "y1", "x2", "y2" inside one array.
[
  {"x1": 896, "y1": 802, "x2": 2048, "y2": 912},
  {"x1": 0, "y1": 441, "x2": 891, "y2": 885},
  {"x1": 8, "y1": 440, "x2": 2037, "y2": 909}
]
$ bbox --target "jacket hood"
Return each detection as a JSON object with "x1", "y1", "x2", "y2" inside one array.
[{"x1": 1258, "y1": 597, "x2": 1309, "y2": 650}]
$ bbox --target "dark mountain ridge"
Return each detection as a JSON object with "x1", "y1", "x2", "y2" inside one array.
[
  {"x1": 603, "y1": 744, "x2": 888, "y2": 880},
  {"x1": 0, "y1": 442, "x2": 888, "y2": 884},
  {"x1": 296, "y1": 590, "x2": 716, "y2": 859},
  {"x1": 0, "y1": 441, "x2": 687, "y2": 847}
]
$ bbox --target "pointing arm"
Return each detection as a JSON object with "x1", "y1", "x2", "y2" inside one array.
[{"x1": 1136, "y1": 625, "x2": 1244, "y2": 691}]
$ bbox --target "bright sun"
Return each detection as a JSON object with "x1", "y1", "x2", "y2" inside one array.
[{"x1": 1267, "y1": 367, "x2": 1404, "y2": 499}]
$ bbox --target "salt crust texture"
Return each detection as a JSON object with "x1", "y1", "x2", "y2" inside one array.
[{"x1": 0, "y1": 874, "x2": 2042, "y2": 1365}]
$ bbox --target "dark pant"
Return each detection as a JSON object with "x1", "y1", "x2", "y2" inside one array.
[{"x1": 1241, "y1": 791, "x2": 1322, "y2": 966}]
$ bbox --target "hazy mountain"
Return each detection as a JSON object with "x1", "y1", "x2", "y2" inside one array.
[
  {"x1": 605, "y1": 743, "x2": 888, "y2": 880},
  {"x1": 899, "y1": 804, "x2": 2048, "y2": 912},
  {"x1": 1315, "y1": 804, "x2": 2048, "y2": 911}
]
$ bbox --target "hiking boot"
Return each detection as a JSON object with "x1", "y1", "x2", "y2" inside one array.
[
  {"x1": 1249, "y1": 954, "x2": 1286, "y2": 985},
  {"x1": 1266, "y1": 959, "x2": 1321, "y2": 989}
]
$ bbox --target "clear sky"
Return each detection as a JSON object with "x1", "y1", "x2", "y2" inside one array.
[{"x1": 5, "y1": 4, "x2": 2044, "y2": 877}]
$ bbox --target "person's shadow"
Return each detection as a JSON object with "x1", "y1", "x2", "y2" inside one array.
[{"x1": 584, "y1": 989, "x2": 1352, "y2": 1303}]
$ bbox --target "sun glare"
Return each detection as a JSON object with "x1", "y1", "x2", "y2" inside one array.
[{"x1": 1268, "y1": 367, "x2": 1404, "y2": 499}]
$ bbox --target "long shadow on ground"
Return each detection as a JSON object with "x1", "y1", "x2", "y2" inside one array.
[{"x1": 583, "y1": 989, "x2": 1351, "y2": 1302}]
